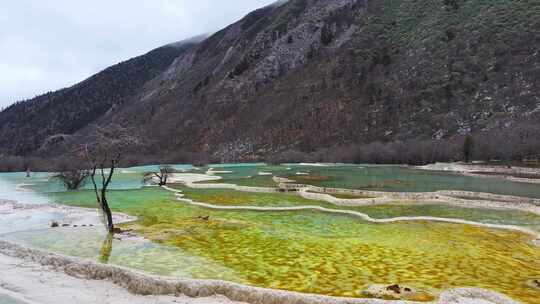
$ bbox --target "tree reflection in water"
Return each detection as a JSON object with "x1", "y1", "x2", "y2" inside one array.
[{"x1": 99, "y1": 233, "x2": 113, "y2": 264}]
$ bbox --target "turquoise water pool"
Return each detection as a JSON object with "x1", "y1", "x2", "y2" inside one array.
[
  {"x1": 281, "y1": 165, "x2": 540, "y2": 198},
  {"x1": 1, "y1": 164, "x2": 540, "y2": 303},
  {"x1": 3, "y1": 164, "x2": 540, "y2": 198}
]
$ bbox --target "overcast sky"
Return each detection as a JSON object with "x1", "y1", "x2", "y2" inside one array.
[{"x1": 0, "y1": 0, "x2": 276, "y2": 109}]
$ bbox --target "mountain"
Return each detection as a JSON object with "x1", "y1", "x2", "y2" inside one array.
[
  {"x1": 1, "y1": 0, "x2": 539, "y2": 163},
  {"x1": 0, "y1": 38, "x2": 202, "y2": 155}
]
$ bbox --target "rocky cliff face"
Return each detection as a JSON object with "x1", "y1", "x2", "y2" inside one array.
[{"x1": 1, "y1": 0, "x2": 539, "y2": 161}]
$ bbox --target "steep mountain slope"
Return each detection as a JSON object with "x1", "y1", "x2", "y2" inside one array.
[
  {"x1": 1, "y1": 0, "x2": 539, "y2": 161},
  {"x1": 0, "y1": 38, "x2": 201, "y2": 155},
  {"x1": 131, "y1": 0, "x2": 539, "y2": 160}
]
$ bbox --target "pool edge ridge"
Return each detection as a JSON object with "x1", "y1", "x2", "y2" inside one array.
[
  {"x1": 0, "y1": 240, "x2": 521, "y2": 304},
  {"x1": 167, "y1": 175, "x2": 540, "y2": 213},
  {"x1": 161, "y1": 186, "x2": 540, "y2": 240},
  {"x1": 171, "y1": 194, "x2": 540, "y2": 241}
]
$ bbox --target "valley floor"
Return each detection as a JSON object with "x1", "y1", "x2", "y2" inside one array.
[{"x1": 1, "y1": 164, "x2": 539, "y2": 304}]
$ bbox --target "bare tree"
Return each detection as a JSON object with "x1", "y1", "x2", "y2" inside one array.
[
  {"x1": 50, "y1": 157, "x2": 91, "y2": 190},
  {"x1": 52, "y1": 169, "x2": 91, "y2": 190},
  {"x1": 80, "y1": 124, "x2": 140, "y2": 234},
  {"x1": 143, "y1": 165, "x2": 174, "y2": 186}
]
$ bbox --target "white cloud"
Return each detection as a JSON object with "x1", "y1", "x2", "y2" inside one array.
[{"x1": 0, "y1": 0, "x2": 275, "y2": 108}]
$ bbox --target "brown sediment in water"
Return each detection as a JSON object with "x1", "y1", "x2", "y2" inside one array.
[
  {"x1": 0, "y1": 240, "x2": 522, "y2": 304},
  {"x1": 168, "y1": 189, "x2": 540, "y2": 240},
  {"x1": 8, "y1": 177, "x2": 536, "y2": 302}
]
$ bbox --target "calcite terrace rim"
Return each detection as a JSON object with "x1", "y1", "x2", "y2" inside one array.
[
  {"x1": 0, "y1": 240, "x2": 521, "y2": 304},
  {"x1": 162, "y1": 186, "x2": 540, "y2": 241}
]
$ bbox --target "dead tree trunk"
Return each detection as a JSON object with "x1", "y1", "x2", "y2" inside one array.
[
  {"x1": 101, "y1": 192, "x2": 114, "y2": 233},
  {"x1": 82, "y1": 124, "x2": 141, "y2": 234},
  {"x1": 89, "y1": 162, "x2": 116, "y2": 234}
]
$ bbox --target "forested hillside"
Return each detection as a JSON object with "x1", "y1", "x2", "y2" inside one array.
[
  {"x1": 0, "y1": 41, "x2": 199, "y2": 155},
  {"x1": 1, "y1": 0, "x2": 539, "y2": 167}
]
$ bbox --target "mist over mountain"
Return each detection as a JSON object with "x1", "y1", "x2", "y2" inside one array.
[{"x1": 1, "y1": 0, "x2": 539, "y2": 164}]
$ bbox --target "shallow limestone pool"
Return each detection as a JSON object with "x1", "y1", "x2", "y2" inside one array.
[
  {"x1": 209, "y1": 164, "x2": 540, "y2": 198},
  {"x1": 1, "y1": 164, "x2": 540, "y2": 303}
]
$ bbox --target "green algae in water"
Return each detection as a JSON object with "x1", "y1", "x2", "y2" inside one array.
[
  {"x1": 172, "y1": 187, "x2": 540, "y2": 233},
  {"x1": 175, "y1": 186, "x2": 321, "y2": 207},
  {"x1": 49, "y1": 187, "x2": 175, "y2": 210},
  {"x1": 131, "y1": 206, "x2": 540, "y2": 303},
  {"x1": 349, "y1": 203, "x2": 540, "y2": 233},
  {"x1": 3, "y1": 227, "x2": 243, "y2": 282},
  {"x1": 45, "y1": 188, "x2": 540, "y2": 303}
]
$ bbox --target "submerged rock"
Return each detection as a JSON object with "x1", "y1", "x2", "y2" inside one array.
[
  {"x1": 197, "y1": 215, "x2": 210, "y2": 221},
  {"x1": 362, "y1": 284, "x2": 434, "y2": 301},
  {"x1": 386, "y1": 284, "x2": 401, "y2": 294},
  {"x1": 526, "y1": 279, "x2": 540, "y2": 290}
]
